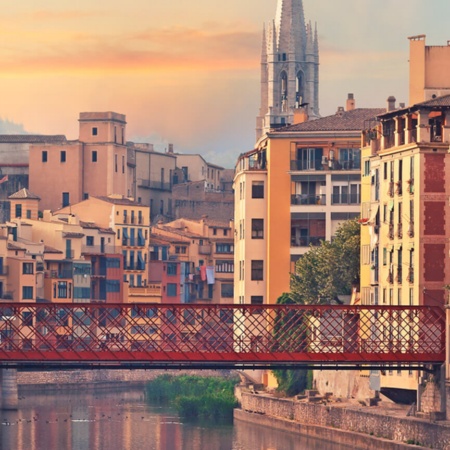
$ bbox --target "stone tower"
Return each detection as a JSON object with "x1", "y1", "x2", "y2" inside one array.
[{"x1": 256, "y1": 0, "x2": 319, "y2": 141}]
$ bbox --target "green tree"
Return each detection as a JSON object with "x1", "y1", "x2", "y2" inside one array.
[{"x1": 291, "y1": 219, "x2": 360, "y2": 304}]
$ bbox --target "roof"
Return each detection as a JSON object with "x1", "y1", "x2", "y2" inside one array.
[
  {"x1": 62, "y1": 232, "x2": 85, "y2": 239},
  {"x1": 8, "y1": 188, "x2": 40, "y2": 200},
  {"x1": 44, "y1": 245, "x2": 64, "y2": 254},
  {"x1": 273, "y1": 108, "x2": 385, "y2": 133},
  {"x1": 95, "y1": 196, "x2": 143, "y2": 207},
  {"x1": 0, "y1": 135, "x2": 67, "y2": 144},
  {"x1": 378, "y1": 94, "x2": 450, "y2": 120},
  {"x1": 79, "y1": 221, "x2": 116, "y2": 234}
]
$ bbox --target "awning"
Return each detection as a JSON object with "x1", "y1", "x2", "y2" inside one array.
[
  {"x1": 368, "y1": 205, "x2": 379, "y2": 225},
  {"x1": 122, "y1": 228, "x2": 129, "y2": 239}
]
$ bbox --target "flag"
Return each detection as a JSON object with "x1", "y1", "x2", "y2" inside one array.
[{"x1": 0, "y1": 175, "x2": 8, "y2": 184}]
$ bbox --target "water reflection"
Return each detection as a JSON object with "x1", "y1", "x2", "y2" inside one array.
[{"x1": 0, "y1": 389, "x2": 349, "y2": 450}]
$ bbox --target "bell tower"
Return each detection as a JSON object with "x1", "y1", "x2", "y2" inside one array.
[{"x1": 256, "y1": 0, "x2": 319, "y2": 141}]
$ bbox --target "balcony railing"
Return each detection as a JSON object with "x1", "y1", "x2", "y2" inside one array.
[
  {"x1": 48, "y1": 270, "x2": 73, "y2": 279},
  {"x1": 290, "y1": 159, "x2": 361, "y2": 172},
  {"x1": 0, "y1": 292, "x2": 13, "y2": 300},
  {"x1": 388, "y1": 223, "x2": 394, "y2": 240},
  {"x1": 82, "y1": 245, "x2": 115, "y2": 254},
  {"x1": 396, "y1": 181, "x2": 402, "y2": 196},
  {"x1": 397, "y1": 223, "x2": 403, "y2": 239},
  {"x1": 291, "y1": 194, "x2": 326, "y2": 205},
  {"x1": 199, "y1": 245, "x2": 212, "y2": 255},
  {"x1": 138, "y1": 179, "x2": 172, "y2": 191},
  {"x1": 291, "y1": 236, "x2": 325, "y2": 247}
]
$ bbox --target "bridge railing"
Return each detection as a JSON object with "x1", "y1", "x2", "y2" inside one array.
[{"x1": 0, "y1": 303, "x2": 445, "y2": 367}]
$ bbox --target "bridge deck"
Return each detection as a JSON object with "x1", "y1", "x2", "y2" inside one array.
[{"x1": 0, "y1": 303, "x2": 445, "y2": 370}]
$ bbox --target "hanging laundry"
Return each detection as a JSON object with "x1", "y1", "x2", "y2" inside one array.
[
  {"x1": 200, "y1": 265, "x2": 207, "y2": 281},
  {"x1": 206, "y1": 266, "x2": 215, "y2": 284}
]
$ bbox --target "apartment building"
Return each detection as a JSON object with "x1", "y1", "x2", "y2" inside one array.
[
  {"x1": 58, "y1": 195, "x2": 150, "y2": 297},
  {"x1": 235, "y1": 97, "x2": 383, "y2": 308},
  {"x1": 152, "y1": 217, "x2": 234, "y2": 304}
]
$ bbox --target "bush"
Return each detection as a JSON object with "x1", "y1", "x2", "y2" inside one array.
[{"x1": 146, "y1": 375, "x2": 239, "y2": 421}]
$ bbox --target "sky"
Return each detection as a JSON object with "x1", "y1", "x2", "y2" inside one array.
[{"x1": 1, "y1": 1, "x2": 450, "y2": 168}]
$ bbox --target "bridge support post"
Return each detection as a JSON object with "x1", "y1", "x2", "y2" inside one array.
[
  {"x1": 416, "y1": 364, "x2": 446, "y2": 421},
  {"x1": 1, "y1": 368, "x2": 18, "y2": 410}
]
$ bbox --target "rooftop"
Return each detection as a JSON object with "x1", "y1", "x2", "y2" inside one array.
[
  {"x1": 273, "y1": 108, "x2": 385, "y2": 133},
  {"x1": 8, "y1": 188, "x2": 40, "y2": 200},
  {"x1": 0, "y1": 135, "x2": 67, "y2": 144}
]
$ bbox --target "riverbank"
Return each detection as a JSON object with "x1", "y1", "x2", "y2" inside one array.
[
  {"x1": 17, "y1": 369, "x2": 230, "y2": 394},
  {"x1": 235, "y1": 391, "x2": 450, "y2": 450}
]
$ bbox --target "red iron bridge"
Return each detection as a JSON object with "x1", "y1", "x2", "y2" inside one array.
[{"x1": 0, "y1": 303, "x2": 445, "y2": 371}]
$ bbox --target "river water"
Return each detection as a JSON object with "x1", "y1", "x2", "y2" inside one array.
[{"x1": 0, "y1": 388, "x2": 351, "y2": 450}]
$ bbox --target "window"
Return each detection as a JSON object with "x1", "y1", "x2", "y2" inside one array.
[
  {"x1": 26, "y1": 210, "x2": 31, "y2": 219},
  {"x1": 42, "y1": 151, "x2": 48, "y2": 163},
  {"x1": 167, "y1": 283, "x2": 177, "y2": 297},
  {"x1": 122, "y1": 155, "x2": 125, "y2": 174},
  {"x1": 92, "y1": 127, "x2": 98, "y2": 136},
  {"x1": 62, "y1": 192, "x2": 70, "y2": 207},
  {"x1": 167, "y1": 263, "x2": 177, "y2": 276},
  {"x1": 92, "y1": 151, "x2": 97, "y2": 162},
  {"x1": 15, "y1": 204, "x2": 22, "y2": 218},
  {"x1": 251, "y1": 260, "x2": 263, "y2": 281},
  {"x1": 251, "y1": 296, "x2": 263, "y2": 313},
  {"x1": 22, "y1": 311, "x2": 33, "y2": 327},
  {"x1": 364, "y1": 160, "x2": 370, "y2": 176},
  {"x1": 23, "y1": 263, "x2": 34, "y2": 274},
  {"x1": 213, "y1": 228, "x2": 217, "y2": 236},
  {"x1": 106, "y1": 280, "x2": 120, "y2": 293},
  {"x1": 115, "y1": 154, "x2": 118, "y2": 172},
  {"x1": 252, "y1": 181, "x2": 264, "y2": 198},
  {"x1": 251, "y1": 219, "x2": 264, "y2": 239},
  {"x1": 22, "y1": 286, "x2": 33, "y2": 300},
  {"x1": 106, "y1": 258, "x2": 121, "y2": 268},
  {"x1": 221, "y1": 283, "x2": 234, "y2": 298},
  {"x1": 86, "y1": 236, "x2": 94, "y2": 246},
  {"x1": 175, "y1": 246, "x2": 187, "y2": 254},
  {"x1": 216, "y1": 243, "x2": 234, "y2": 253},
  {"x1": 60, "y1": 151, "x2": 66, "y2": 163},
  {"x1": 58, "y1": 281, "x2": 68, "y2": 298}
]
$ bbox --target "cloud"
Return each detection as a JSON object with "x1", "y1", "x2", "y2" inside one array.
[
  {"x1": 27, "y1": 10, "x2": 102, "y2": 21},
  {"x1": 0, "y1": 25, "x2": 261, "y2": 75}
]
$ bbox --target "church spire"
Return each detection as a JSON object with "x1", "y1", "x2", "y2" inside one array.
[{"x1": 256, "y1": 0, "x2": 319, "y2": 141}]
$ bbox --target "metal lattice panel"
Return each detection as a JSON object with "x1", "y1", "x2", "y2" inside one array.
[{"x1": 0, "y1": 303, "x2": 445, "y2": 367}]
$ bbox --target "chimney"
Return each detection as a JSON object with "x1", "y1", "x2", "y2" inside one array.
[
  {"x1": 387, "y1": 96, "x2": 396, "y2": 112},
  {"x1": 336, "y1": 106, "x2": 345, "y2": 117},
  {"x1": 293, "y1": 105, "x2": 309, "y2": 124},
  {"x1": 346, "y1": 93, "x2": 355, "y2": 111},
  {"x1": 168, "y1": 143, "x2": 174, "y2": 154}
]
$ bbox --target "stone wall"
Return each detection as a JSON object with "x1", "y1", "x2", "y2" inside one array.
[
  {"x1": 239, "y1": 393, "x2": 450, "y2": 449},
  {"x1": 17, "y1": 369, "x2": 228, "y2": 392}
]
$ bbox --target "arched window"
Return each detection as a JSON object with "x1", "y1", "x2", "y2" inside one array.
[
  {"x1": 280, "y1": 71, "x2": 288, "y2": 112},
  {"x1": 296, "y1": 71, "x2": 304, "y2": 107}
]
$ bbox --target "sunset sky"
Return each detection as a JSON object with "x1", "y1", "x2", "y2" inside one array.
[{"x1": 1, "y1": 0, "x2": 450, "y2": 167}]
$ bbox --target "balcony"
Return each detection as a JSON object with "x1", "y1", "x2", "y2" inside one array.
[
  {"x1": 291, "y1": 194, "x2": 326, "y2": 206},
  {"x1": 138, "y1": 179, "x2": 172, "y2": 192},
  {"x1": 48, "y1": 270, "x2": 73, "y2": 279},
  {"x1": 397, "y1": 223, "x2": 403, "y2": 239},
  {"x1": 396, "y1": 268, "x2": 402, "y2": 284},
  {"x1": 388, "y1": 182, "x2": 394, "y2": 198},
  {"x1": 388, "y1": 223, "x2": 394, "y2": 240},
  {"x1": 199, "y1": 245, "x2": 212, "y2": 255},
  {"x1": 396, "y1": 181, "x2": 402, "y2": 196},
  {"x1": 82, "y1": 245, "x2": 115, "y2": 255},
  {"x1": 407, "y1": 222, "x2": 414, "y2": 238},
  {"x1": 290, "y1": 159, "x2": 361, "y2": 172},
  {"x1": 407, "y1": 179, "x2": 414, "y2": 195},
  {"x1": 0, "y1": 292, "x2": 13, "y2": 300},
  {"x1": 0, "y1": 266, "x2": 9, "y2": 276},
  {"x1": 407, "y1": 267, "x2": 414, "y2": 284},
  {"x1": 291, "y1": 236, "x2": 325, "y2": 247}
]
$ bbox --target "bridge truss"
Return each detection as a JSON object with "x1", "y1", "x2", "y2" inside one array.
[{"x1": 0, "y1": 303, "x2": 445, "y2": 371}]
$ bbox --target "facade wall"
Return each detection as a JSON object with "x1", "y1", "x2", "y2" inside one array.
[{"x1": 29, "y1": 142, "x2": 83, "y2": 211}]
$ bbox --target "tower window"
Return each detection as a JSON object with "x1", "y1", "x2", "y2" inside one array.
[
  {"x1": 60, "y1": 151, "x2": 66, "y2": 163},
  {"x1": 42, "y1": 151, "x2": 48, "y2": 163},
  {"x1": 92, "y1": 127, "x2": 98, "y2": 136},
  {"x1": 92, "y1": 151, "x2": 97, "y2": 162}
]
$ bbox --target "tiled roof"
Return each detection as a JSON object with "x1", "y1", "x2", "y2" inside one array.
[
  {"x1": 0, "y1": 135, "x2": 67, "y2": 144},
  {"x1": 95, "y1": 196, "x2": 143, "y2": 207},
  {"x1": 44, "y1": 245, "x2": 63, "y2": 254},
  {"x1": 273, "y1": 108, "x2": 385, "y2": 133},
  {"x1": 79, "y1": 221, "x2": 116, "y2": 234},
  {"x1": 62, "y1": 232, "x2": 85, "y2": 239},
  {"x1": 8, "y1": 188, "x2": 40, "y2": 200},
  {"x1": 378, "y1": 94, "x2": 450, "y2": 119},
  {"x1": 415, "y1": 94, "x2": 450, "y2": 108},
  {"x1": 7, "y1": 243, "x2": 24, "y2": 251}
]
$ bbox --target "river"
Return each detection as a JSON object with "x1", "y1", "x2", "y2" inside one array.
[{"x1": 0, "y1": 388, "x2": 351, "y2": 450}]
